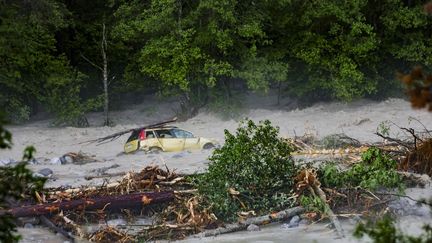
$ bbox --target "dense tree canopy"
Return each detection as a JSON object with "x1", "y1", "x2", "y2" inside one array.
[{"x1": 0, "y1": 0, "x2": 431, "y2": 124}]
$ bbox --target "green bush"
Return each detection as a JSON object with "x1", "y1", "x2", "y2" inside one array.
[
  {"x1": 319, "y1": 147, "x2": 403, "y2": 191},
  {"x1": 196, "y1": 119, "x2": 297, "y2": 221},
  {"x1": 5, "y1": 98, "x2": 30, "y2": 124},
  {"x1": 0, "y1": 113, "x2": 46, "y2": 242},
  {"x1": 207, "y1": 90, "x2": 244, "y2": 120}
]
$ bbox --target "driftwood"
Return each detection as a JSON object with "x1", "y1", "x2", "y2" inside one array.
[
  {"x1": 85, "y1": 172, "x2": 126, "y2": 180},
  {"x1": 81, "y1": 117, "x2": 177, "y2": 145},
  {"x1": 40, "y1": 215, "x2": 76, "y2": 242},
  {"x1": 311, "y1": 183, "x2": 345, "y2": 238},
  {"x1": 295, "y1": 169, "x2": 345, "y2": 238},
  {"x1": 193, "y1": 206, "x2": 305, "y2": 238},
  {"x1": 3, "y1": 191, "x2": 174, "y2": 218}
]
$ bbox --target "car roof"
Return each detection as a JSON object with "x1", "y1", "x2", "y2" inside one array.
[{"x1": 146, "y1": 126, "x2": 178, "y2": 131}]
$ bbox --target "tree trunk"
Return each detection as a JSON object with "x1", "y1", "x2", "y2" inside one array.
[
  {"x1": 3, "y1": 191, "x2": 174, "y2": 218},
  {"x1": 277, "y1": 80, "x2": 282, "y2": 105},
  {"x1": 101, "y1": 22, "x2": 109, "y2": 126},
  {"x1": 193, "y1": 206, "x2": 305, "y2": 238}
]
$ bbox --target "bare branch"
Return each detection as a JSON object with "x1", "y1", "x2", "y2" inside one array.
[{"x1": 80, "y1": 53, "x2": 103, "y2": 71}]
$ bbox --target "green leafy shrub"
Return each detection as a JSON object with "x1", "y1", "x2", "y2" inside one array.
[
  {"x1": 5, "y1": 98, "x2": 30, "y2": 124},
  {"x1": 196, "y1": 119, "x2": 297, "y2": 221},
  {"x1": 319, "y1": 147, "x2": 403, "y2": 190},
  {"x1": 0, "y1": 116, "x2": 46, "y2": 242},
  {"x1": 299, "y1": 195, "x2": 327, "y2": 213},
  {"x1": 207, "y1": 90, "x2": 244, "y2": 120}
]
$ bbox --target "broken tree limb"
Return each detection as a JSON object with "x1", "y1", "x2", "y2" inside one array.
[
  {"x1": 40, "y1": 215, "x2": 76, "y2": 242},
  {"x1": 3, "y1": 191, "x2": 174, "y2": 218},
  {"x1": 311, "y1": 183, "x2": 345, "y2": 238},
  {"x1": 80, "y1": 117, "x2": 177, "y2": 145},
  {"x1": 85, "y1": 172, "x2": 126, "y2": 180},
  {"x1": 192, "y1": 206, "x2": 305, "y2": 238}
]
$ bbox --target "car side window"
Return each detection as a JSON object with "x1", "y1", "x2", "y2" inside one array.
[
  {"x1": 172, "y1": 129, "x2": 194, "y2": 138},
  {"x1": 146, "y1": 131, "x2": 155, "y2": 138},
  {"x1": 155, "y1": 129, "x2": 175, "y2": 138},
  {"x1": 127, "y1": 130, "x2": 139, "y2": 142}
]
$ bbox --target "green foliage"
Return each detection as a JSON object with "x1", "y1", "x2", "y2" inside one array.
[
  {"x1": 5, "y1": 98, "x2": 30, "y2": 124},
  {"x1": 196, "y1": 119, "x2": 297, "y2": 221},
  {"x1": 0, "y1": 113, "x2": 46, "y2": 242},
  {"x1": 207, "y1": 90, "x2": 244, "y2": 120},
  {"x1": 377, "y1": 120, "x2": 392, "y2": 137},
  {"x1": 2, "y1": 0, "x2": 432, "y2": 122},
  {"x1": 354, "y1": 215, "x2": 432, "y2": 243},
  {"x1": 320, "y1": 147, "x2": 403, "y2": 190},
  {"x1": 299, "y1": 195, "x2": 327, "y2": 213}
]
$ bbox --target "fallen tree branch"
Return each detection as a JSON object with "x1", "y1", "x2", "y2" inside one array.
[
  {"x1": 40, "y1": 215, "x2": 76, "y2": 242},
  {"x1": 375, "y1": 132, "x2": 413, "y2": 149},
  {"x1": 192, "y1": 206, "x2": 305, "y2": 238},
  {"x1": 311, "y1": 183, "x2": 345, "y2": 238},
  {"x1": 85, "y1": 172, "x2": 126, "y2": 180},
  {"x1": 2, "y1": 191, "x2": 174, "y2": 218}
]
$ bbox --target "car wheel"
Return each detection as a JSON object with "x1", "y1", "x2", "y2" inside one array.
[{"x1": 203, "y1": 143, "x2": 215, "y2": 149}]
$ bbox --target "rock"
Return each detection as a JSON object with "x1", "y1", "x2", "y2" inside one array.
[
  {"x1": 28, "y1": 158, "x2": 39, "y2": 165},
  {"x1": 62, "y1": 155, "x2": 74, "y2": 164},
  {"x1": 290, "y1": 215, "x2": 300, "y2": 224},
  {"x1": 0, "y1": 158, "x2": 17, "y2": 166},
  {"x1": 37, "y1": 168, "x2": 54, "y2": 177},
  {"x1": 281, "y1": 216, "x2": 301, "y2": 229},
  {"x1": 247, "y1": 224, "x2": 260, "y2": 231},
  {"x1": 299, "y1": 219, "x2": 310, "y2": 225},
  {"x1": 24, "y1": 223, "x2": 34, "y2": 228},
  {"x1": 50, "y1": 157, "x2": 62, "y2": 165}
]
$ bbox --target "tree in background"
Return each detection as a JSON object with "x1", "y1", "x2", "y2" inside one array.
[{"x1": 1, "y1": 0, "x2": 432, "y2": 124}]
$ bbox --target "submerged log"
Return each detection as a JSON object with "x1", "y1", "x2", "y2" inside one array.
[
  {"x1": 193, "y1": 206, "x2": 305, "y2": 238},
  {"x1": 4, "y1": 191, "x2": 174, "y2": 218}
]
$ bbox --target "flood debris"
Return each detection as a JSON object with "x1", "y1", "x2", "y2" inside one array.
[
  {"x1": 401, "y1": 138, "x2": 432, "y2": 176},
  {"x1": 6, "y1": 120, "x2": 432, "y2": 242},
  {"x1": 4, "y1": 191, "x2": 174, "y2": 218},
  {"x1": 295, "y1": 168, "x2": 345, "y2": 238},
  {"x1": 51, "y1": 152, "x2": 100, "y2": 165}
]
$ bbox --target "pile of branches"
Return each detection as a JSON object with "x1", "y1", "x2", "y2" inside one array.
[
  {"x1": 4, "y1": 165, "x2": 197, "y2": 242},
  {"x1": 375, "y1": 121, "x2": 432, "y2": 177}
]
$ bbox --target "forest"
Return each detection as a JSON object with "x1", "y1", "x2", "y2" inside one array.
[{"x1": 1, "y1": 0, "x2": 432, "y2": 126}]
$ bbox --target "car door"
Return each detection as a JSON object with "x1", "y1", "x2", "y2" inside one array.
[
  {"x1": 172, "y1": 129, "x2": 200, "y2": 149},
  {"x1": 124, "y1": 130, "x2": 140, "y2": 153},
  {"x1": 155, "y1": 129, "x2": 185, "y2": 152}
]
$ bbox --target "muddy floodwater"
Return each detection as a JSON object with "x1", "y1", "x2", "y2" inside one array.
[{"x1": 3, "y1": 95, "x2": 432, "y2": 242}]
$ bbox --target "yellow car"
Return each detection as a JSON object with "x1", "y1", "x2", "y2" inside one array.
[{"x1": 124, "y1": 126, "x2": 217, "y2": 153}]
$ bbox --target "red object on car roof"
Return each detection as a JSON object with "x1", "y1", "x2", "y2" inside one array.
[{"x1": 139, "y1": 129, "x2": 146, "y2": 140}]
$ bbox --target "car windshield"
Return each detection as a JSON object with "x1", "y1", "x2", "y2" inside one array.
[{"x1": 171, "y1": 129, "x2": 194, "y2": 138}]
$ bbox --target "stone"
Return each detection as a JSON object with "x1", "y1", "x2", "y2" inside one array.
[
  {"x1": 37, "y1": 168, "x2": 53, "y2": 177},
  {"x1": 287, "y1": 215, "x2": 300, "y2": 228},
  {"x1": 24, "y1": 223, "x2": 34, "y2": 228},
  {"x1": 299, "y1": 219, "x2": 310, "y2": 225},
  {"x1": 50, "y1": 157, "x2": 62, "y2": 165},
  {"x1": 247, "y1": 224, "x2": 260, "y2": 231}
]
